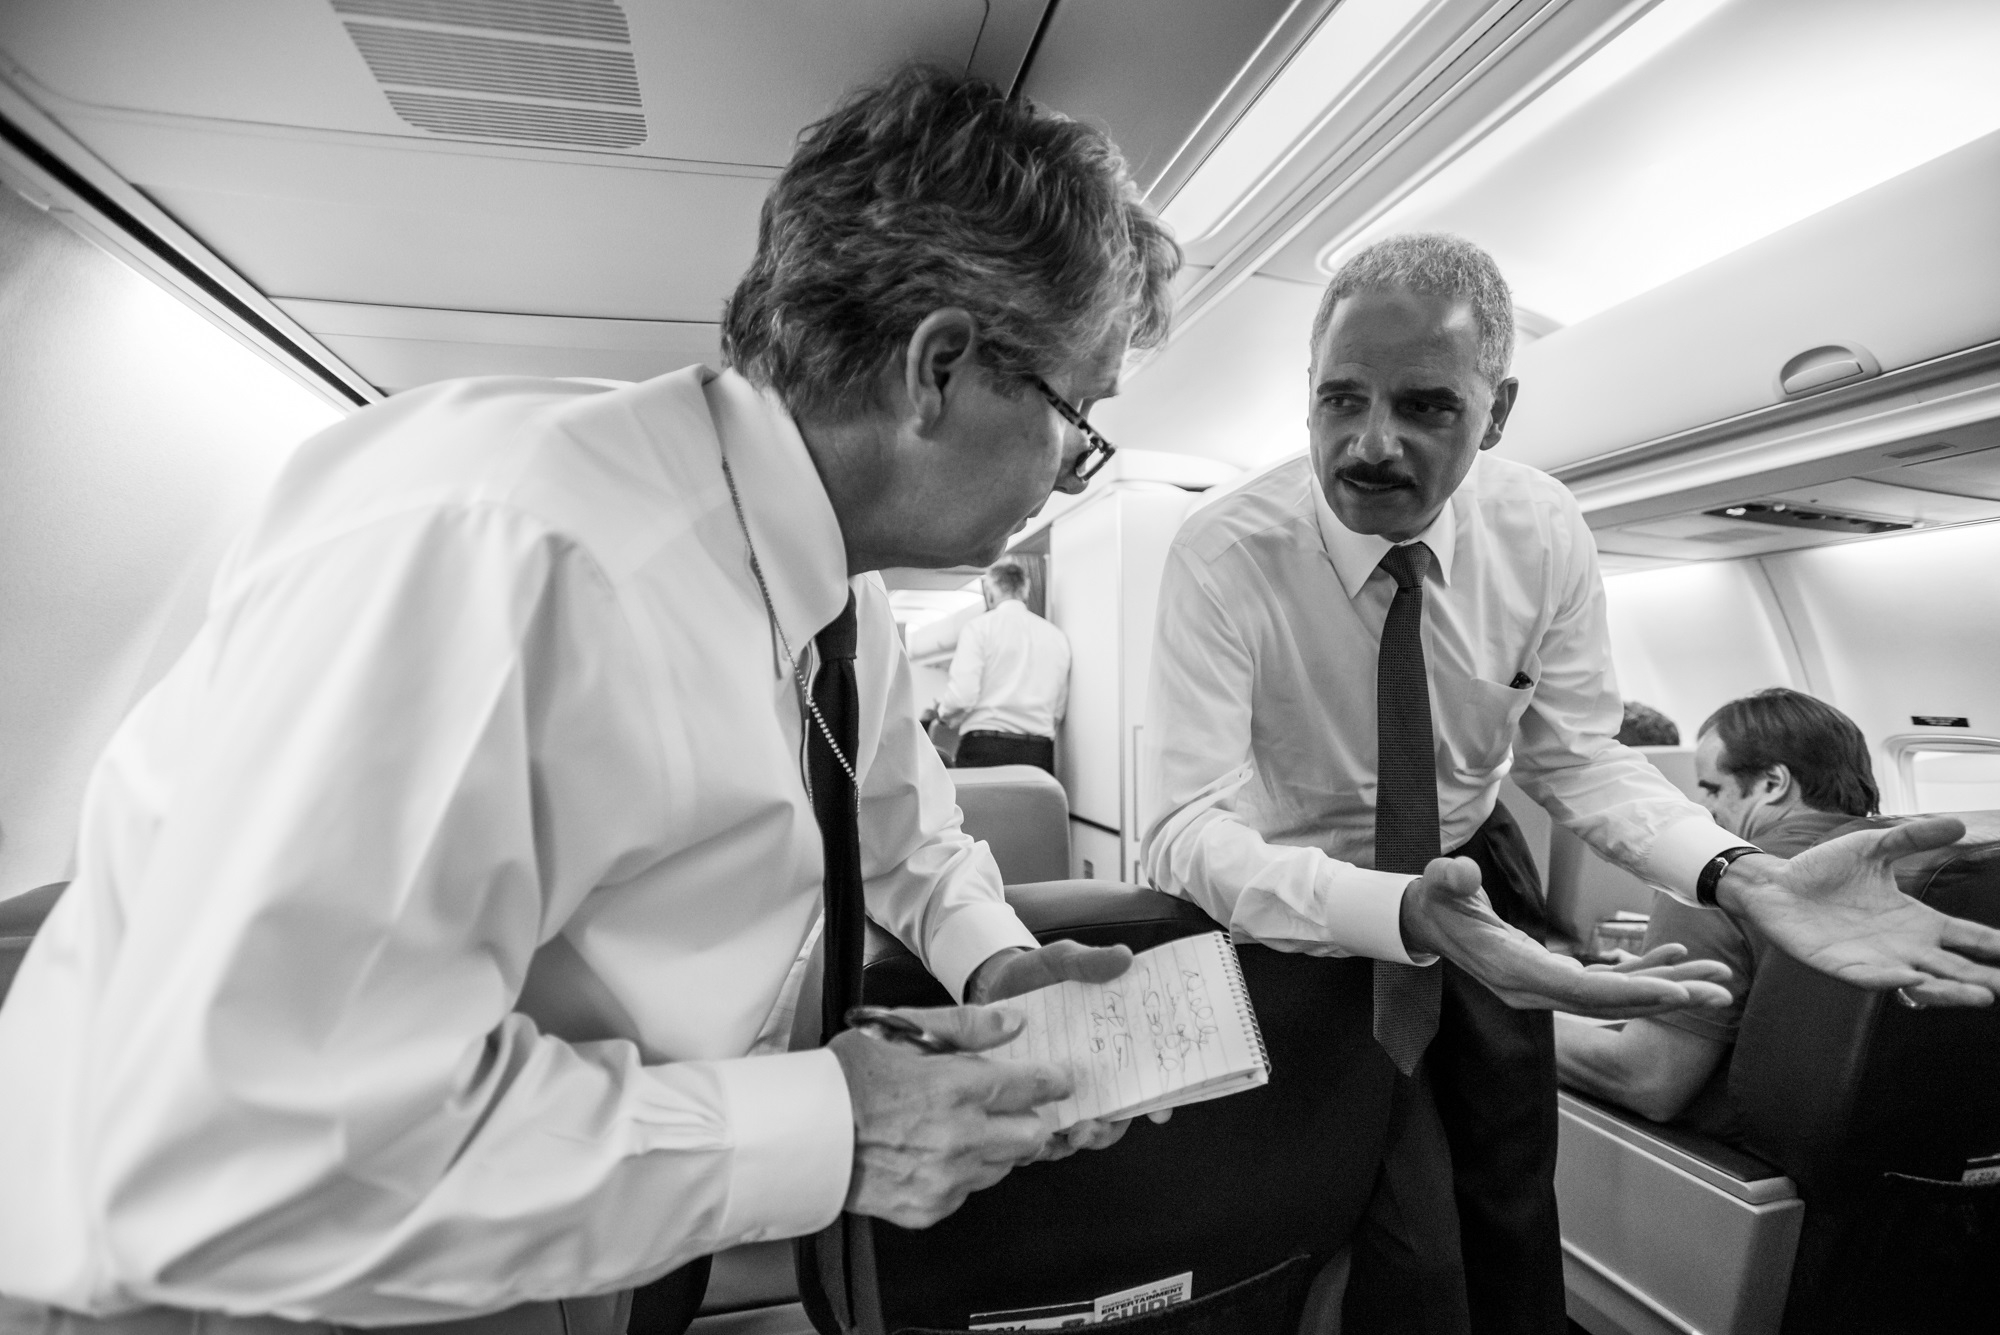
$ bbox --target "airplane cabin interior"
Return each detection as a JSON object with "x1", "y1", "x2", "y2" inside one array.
[{"x1": 0, "y1": 2, "x2": 1996, "y2": 1334}]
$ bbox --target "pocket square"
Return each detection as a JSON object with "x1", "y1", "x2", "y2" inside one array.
[{"x1": 1509, "y1": 671, "x2": 1535, "y2": 690}]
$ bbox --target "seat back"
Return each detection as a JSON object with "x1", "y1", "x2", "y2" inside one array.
[
  {"x1": 1541, "y1": 748, "x2": 1697, "y2": 948},
  {"x1": 1730, "y1": 826, "x2": 2000, "y2": 1333},
  {"x1": 800, "y1": 880, "x2": 1394, "y2": 1335},
  {"x1": 948, "y1": 765, "x2": 1070, "y2": 885},
  {"x1": 0, "y1": 882, "x2": 67, "y2": 1007}
]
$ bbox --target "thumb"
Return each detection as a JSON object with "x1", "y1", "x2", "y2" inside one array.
[
  {"x1": 1423, "y1": 855, "x2": 1484, "y2": 899},
  {"x1": 898, "y1": 1003, "x2": 1026, "y2": 1053},
  {"x1": 1037, "y1": 940, "x2": 1135, "y2": 986},
  {"x1": 1869, "y1": 815, "x2": 1965, "y2": 864}
]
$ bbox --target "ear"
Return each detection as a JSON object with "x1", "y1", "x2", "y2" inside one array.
[
  {"x1": 900, "y1": 309, "x2": 979, "y2": 437},
  {"x1": 1759, "y1": 763, "x2": 1795, "y2": 801},
  {"x1": 1480, "y1": 377, "x2": 1519, "y2": 451}
]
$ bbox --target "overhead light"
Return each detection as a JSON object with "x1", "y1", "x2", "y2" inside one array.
[
  {"x1": 1163, "y1": 0, "x2": 1439, "y2": 245},
  {"x1": 1317, "y1": 0, "x2": 2000, "y2": 324}
]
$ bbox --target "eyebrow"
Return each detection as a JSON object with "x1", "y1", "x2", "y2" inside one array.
[{"x1": 1314, "y1": 378, "x2": 1467, "y2": 407}]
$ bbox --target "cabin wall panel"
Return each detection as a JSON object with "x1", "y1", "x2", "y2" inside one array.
[
  {"x1": 1599, "y1": 561, "x2": 1797, "y2": 743},
  {"x1": 0, "y1": 187, "x2": 337, "y2": 899},
  {"x1": 1757, "y1": 520, "x2": 2000, "y2": 811}
]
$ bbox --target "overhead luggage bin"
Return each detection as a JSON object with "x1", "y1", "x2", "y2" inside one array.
[{"x1": 1502, "y1": 128, "x2": 2000, "y2": 485}]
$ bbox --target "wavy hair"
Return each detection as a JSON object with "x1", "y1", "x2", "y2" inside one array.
[{"x1": 722, "y1": 66, "x2": 1180, "y2": 422}]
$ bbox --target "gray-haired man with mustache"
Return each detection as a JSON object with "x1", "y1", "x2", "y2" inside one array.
[{"x1": 1142, "y1": 232, "x2": 2000, "y2": 1334}]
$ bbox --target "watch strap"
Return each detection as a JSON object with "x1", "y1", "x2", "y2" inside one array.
[{"x1": 1696, "y1": 844, "x2": 1762, "y2": 907}]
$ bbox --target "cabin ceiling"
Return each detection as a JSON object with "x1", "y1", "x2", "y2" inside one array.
[
  {"x1": 0, "y1": 0, "x2": 1319, "y2": 400},
  {"x1": 5, "y1": 0, "x2": 2000, "y2": 572}
]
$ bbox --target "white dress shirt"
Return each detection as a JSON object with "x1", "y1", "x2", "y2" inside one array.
[
  {"x1": 1141, "y1": 453, "x2": 1740, "y2": 965},
  {"x1": 936, "y1": 599, "x2": 1072, "y2": 738},
  {"x1": 0, "y1": 367, "x2": 1036, "y2": 1322}
]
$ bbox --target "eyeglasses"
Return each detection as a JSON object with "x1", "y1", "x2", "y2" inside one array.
[{"x1": 1030, "y1": 375, "x2": 1117, "y2": 484}]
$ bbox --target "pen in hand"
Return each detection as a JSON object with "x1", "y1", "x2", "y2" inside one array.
[{"x1": 844, "y1": 1004, "x2": 965, "y2": 1054}]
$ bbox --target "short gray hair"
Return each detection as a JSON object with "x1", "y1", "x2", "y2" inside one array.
[
  {"x1": 1312, "y1": 232, "x2": 1514, "y2": 385},
  {"x1": 722, "y1": 65, "x2": 1181, "y2": 423},
  {"x1": 986, "y1": 559, "x2": 1029, "y2": 598}
]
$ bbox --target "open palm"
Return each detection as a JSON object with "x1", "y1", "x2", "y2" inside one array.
[
  {"x1": 1404, "y1": 857, "x2": 1735, "y2": 1017},
  {"x1": 1730, "y1": 816, "x2": 2000, "y2": 1007}
]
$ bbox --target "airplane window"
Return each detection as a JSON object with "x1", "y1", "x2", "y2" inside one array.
[{"x1": 1905, "y1": 746, "x2": 2000, "y2": 812}]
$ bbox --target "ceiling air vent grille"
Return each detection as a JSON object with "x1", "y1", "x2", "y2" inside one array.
[{"x1": 334, "y1": 0, "x2": 645, "y2": 150}]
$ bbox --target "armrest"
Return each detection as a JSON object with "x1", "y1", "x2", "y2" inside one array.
[
  {"x1": 1556, "y1": 1091, "x2": 1803, "y2": 1335},
  {"x1": 1559, "y1": 1090, "x2": 1791, "y2": 1204},
  {"x1": 861, "y1": 881, "x2": 1222, "y2": 1010}
]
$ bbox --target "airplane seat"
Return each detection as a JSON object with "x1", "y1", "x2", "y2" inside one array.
[
  {"x1": 789, "y1": 879, "x2": 1394, "y2": 1335},
  {"x1": 1727, "y1": 819, "x2": 2000, "y2": 1334},
  {"x1": 1542, "y1": 747, "x2": 1699, "y2": 949},
  {"x1": 948, "y1": 764, "x2": 1071, "y2": 885},
  {"x1": 0, "y1": 881, "x2": 67, "y2": 1007}
]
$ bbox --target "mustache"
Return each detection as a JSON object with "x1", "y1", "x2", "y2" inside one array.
[{"x1": 1334, "y1": 463, "x2": 1416, "y2": 489}]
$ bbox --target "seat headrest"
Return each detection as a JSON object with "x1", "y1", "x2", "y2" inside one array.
[
  {"x1": 1817, "y1": 811, "x2": 2000, "y2": 890},
  {"x1": 948, "y1": 764, "x2": 1065, "y2": 792}
]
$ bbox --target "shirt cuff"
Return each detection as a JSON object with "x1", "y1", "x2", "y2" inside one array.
[
  {"x1": 1644, "y1": 816, "x2": 1752, "y2": 905},
  {"x1": 704, "y1": 1049, "x2": 854, "y2": 1244},
  {"x1": 1315, "y1": 864, "x2": 1432, "y2": 966},
  {"x1": 923, "y1": 901, "x2": 1040, "y2": 1001}
]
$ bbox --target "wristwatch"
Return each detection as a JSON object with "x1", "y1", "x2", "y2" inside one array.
[{"x1": 1696, "y1": 845, "x2": 1762, "y2": 907}]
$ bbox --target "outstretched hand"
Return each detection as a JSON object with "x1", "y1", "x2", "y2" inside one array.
[
  {"x1": 1399, "y1": 857, "x2": 1734, "y2": 1017},
  {"x1": 967, "y1": 940, "x2": 1173, "y2": 1158},
  {"x1": 1720, "y1": 816, "x2": 2000, "y2": 1007}
]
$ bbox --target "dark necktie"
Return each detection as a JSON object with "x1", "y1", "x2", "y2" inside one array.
[
  {"x1": 810, "y1": 592, "x2": 867, "y2": 1043},
  {"x1": 1372, "y1": 542, "x2": 1443, "y2": 1076}
]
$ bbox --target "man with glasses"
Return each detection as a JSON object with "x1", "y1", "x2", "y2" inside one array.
[{"x1": 0, "y1": 67, "x2": 1173, "y2": 1335}]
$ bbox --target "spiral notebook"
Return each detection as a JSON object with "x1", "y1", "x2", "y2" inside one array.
[{"x1": 993, "y1": 930, "x2": 1270, "y2": 1130}]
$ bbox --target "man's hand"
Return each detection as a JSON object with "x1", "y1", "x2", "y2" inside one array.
[
  {"x1": 1400, "y1": 857, "x2": 1734, "y2": 1017},
  {"x1": 966, "y1": 941, "x2": 1171, "y2": 1158},
  {"x1": 1719, "y1": 816, "x2": 2000, "y2": 1007},
  {"x1": 830, "y1": 1005, "x2": 1068, "y2": 1229}
]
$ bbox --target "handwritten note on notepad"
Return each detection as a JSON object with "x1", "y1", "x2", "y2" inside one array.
[{"x1": 993, "y1": 931, "x2": 1269, "y2": 1130}]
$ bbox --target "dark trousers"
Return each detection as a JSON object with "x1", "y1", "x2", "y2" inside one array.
[
  {"x1": 1344, "y1": 804, "x2": 1566, "y2": 1335},
  {"x1": 953, "y1": 730, "x2": 1055, "y2": 775}
]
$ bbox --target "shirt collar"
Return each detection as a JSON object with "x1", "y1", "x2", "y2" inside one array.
[
  {"x1": 1309, "y1": 461, "x2": 1461, "y2": 600},
  {"x1": 698, "y1": 367, "x2": 852, "y2": 650}
]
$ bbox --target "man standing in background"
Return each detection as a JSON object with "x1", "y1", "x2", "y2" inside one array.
[{"x1": 931, "y1": 559, "x2": 1071, "y2": 775}]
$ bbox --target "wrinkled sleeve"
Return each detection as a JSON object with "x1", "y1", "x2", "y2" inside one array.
[
  {"x1": 934, "y1": 617, "x2": 985, "y2": 727},
  {"x1": 1139, "y1": 544, "x2": 1418, "y2": 964},
  {"x1": 1508, "y1": 508, "x2": 1739, "y2": 903},
  {"x1": 853, "y1": 581, "x2": 1036, "y2": 999},
  {"x1": 70, "y1": 507, "x2": 852, "y2": 1322}
]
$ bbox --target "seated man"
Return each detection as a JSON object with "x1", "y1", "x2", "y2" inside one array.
[
  {"x1": 928, "y1": 559, "x2": 1071, "y2": 774},
  {"x1": 1555, "y1": 688, "x2": 1879, "y2": 1145}
]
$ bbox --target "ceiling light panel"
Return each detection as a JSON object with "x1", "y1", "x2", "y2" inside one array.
[
  {"x1": 1310, "y1": 0, "x2": 2000, "y2": 325},
  {"x1": 1162, "y1": 0, "x2": 1443, "y2": 245}
]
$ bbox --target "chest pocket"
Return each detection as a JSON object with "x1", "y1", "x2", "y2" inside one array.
[{"x1": 1440, "y1": 658, "x2": 1539, "y2": 779}]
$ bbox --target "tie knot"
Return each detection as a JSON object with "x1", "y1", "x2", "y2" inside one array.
[
  {"x1": 815, "y1": 592, "x2": 859, "y2": 662},
  {"x1": 1378, "y1": 542, "x2": 1432, "y2": 590}
]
